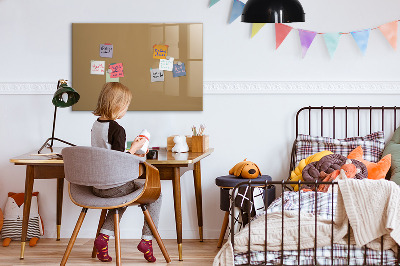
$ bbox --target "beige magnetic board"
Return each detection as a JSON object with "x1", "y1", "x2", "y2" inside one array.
[{"x1": 72, "y1": 23, "x2": 203, "y2": 111}]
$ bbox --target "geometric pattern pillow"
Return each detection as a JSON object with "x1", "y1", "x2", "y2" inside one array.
[{"x1": 295, "y1": 131, "x2": 385, "y2": 166}]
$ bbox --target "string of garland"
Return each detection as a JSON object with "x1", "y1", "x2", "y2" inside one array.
[{"x1": 210, "y1": 0, "x2": 399, "y2": 58}]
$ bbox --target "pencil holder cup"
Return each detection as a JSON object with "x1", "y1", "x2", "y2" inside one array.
[{"x1": 191, "y1": 135, "x2": 209, "y2": 153}]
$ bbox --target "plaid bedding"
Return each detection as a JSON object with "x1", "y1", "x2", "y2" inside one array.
[
  {"x1": 234, "y1": 244, "x2": 397, "y2": 265},
  {"x1": 234, "y1": 191, "x2": 397, "y2": 265},
  {"x1": 294, "y1": 131, "x2": 385, "y2": 166}
]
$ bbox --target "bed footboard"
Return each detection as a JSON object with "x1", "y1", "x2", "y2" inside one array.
[{"x1": 230, "y1": 180, "x2": 400, "y2": 266}]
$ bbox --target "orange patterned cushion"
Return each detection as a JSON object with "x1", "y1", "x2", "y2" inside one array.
[{"x1": 348, "y1": 146, "x2": 391, "y2": 180}]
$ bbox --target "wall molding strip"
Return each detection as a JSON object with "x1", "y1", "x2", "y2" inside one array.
[{"x1": 1, "y1": 81, "x2": 400, "y2": 95}]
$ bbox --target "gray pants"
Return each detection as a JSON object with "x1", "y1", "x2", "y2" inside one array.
[{"x1": 92, "y1": 180, "x2": 162, "y2": 240}]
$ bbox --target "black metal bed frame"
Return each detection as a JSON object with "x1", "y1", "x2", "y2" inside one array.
[{"x1": 230, "y1": 106, "x2": 400, "y2": 266}]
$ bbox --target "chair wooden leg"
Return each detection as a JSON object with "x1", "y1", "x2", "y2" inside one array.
[
  {"x1": 141, "y1": 205, "x2": 171, "y2": 263},
  {"x1": 91, "y1": 209, "x2": 108, "y2": 258},
  {"x1": 217, "y1": 211, "x2": 230, "y2": 248},
  {"x1": 114, "y1": 210, "x2": 121, "y2": 266},
  {"x1": 60, "y1": 208, "x2": 88, "y2": 266}
]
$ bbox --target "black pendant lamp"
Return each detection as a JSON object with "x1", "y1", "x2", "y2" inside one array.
[{"x1": 242, "y1": 0, "x2": 305, "y2": 23}]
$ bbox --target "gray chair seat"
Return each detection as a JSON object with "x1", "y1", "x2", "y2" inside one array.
[{"x1": 69, "y1": 180, "x2": 145, "y2": 208}]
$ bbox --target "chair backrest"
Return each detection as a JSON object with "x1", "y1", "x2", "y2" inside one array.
[{"x1": 62, "y1": 146, "x2": 145, "y2": 188}]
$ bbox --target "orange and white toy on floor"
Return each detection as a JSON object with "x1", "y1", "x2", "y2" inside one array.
[{"x1": 1, "y1": 192, "x2": 44, "y2": 247}]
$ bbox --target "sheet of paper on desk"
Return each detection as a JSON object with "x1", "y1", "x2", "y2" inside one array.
[
  {"x1": 106, "y1": 72, "x2": 119, "y2": 82},
  {"x1": 150, "y1": 68, "x2": 164, "y2": 82},
  {"x1": 109, "y1": 63, "x2": 124, "y2": 78},
  {"x1": 100, "y1": 43, "x2": 113, "y2": 58},
  {"x1": 173, "y1": 63, "x2": 186, "y2": 77},
  {"x1": 90, "y1": 60, "x2": 105, "y2": 75},
  {"x1": 153, "y1": 44, "x2": 168, "y2": 59},
  {"x1": 159, "y1": 57, "x2": 174, "y2": 71}
]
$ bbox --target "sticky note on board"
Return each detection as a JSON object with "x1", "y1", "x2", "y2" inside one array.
[
  {"x1": 109, "y1": 63, "x2": 124, "y2": 78},
  {"x1": 106, "y1": 72, "x2": 119, "y2": 82},
  {"x1": 153, "y1": 45, "x2": 169, "y2": 59},
  {"x1": 100, "y1": 43, "x2": 113, "y2": 58},
  {"x1": 173, "y1": 63, "x2": 186, "y2": 78},
  {"x1": 159, "y1": 57, "x2": 174, "y2": 71},
  {"x1": 150, "y1": 68, "x2": 164, "y2": 82},
  {"x1": 90, "y1": 60, "x2": 105, "y2": 75}
]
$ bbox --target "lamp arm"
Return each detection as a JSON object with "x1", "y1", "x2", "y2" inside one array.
[{"x1": 50, "y1": 105, "x2": 57, "y2": 148}]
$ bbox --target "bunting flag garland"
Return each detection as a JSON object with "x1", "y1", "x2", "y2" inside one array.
[
  {"x1": 298, "y1": 29, "x2": 317, "y2": 58},
  {"x1": 251, "y1": 23, "x2": 266, "y2": 38},
  {"x1": 209, "y1": 4, "x2": 400, "y2": 57},
  {"x1": 275, "y1": 23, "x2": 293, "y2": 49},
  {"x1": 351, "y1": 29, "x2": 370, "y2": 55},
  {"x1": 209, "y1": 0, "x2": 220, "y2": 8},
  {"x1": 229, "y1": 0, "x2": 245, "y2": 24},
  {"x1": 323, "y1": 33, "x2": 341, "y2": 58},
  {"x1": 378, "y1": 21, "x2": 398, "y2": 50}
]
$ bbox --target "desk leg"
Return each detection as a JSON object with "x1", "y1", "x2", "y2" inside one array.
[
  {"x1": 20, "y1": 165, "x2": 35, "y2": 259},
  {"x1": 193, "y1": 161, "x2": 203, "y2": 242},
  {"x1": 172, "y1": 167, "x2": 183, "y2": 261},
  {"x1": 56, "y1": 178, "x2": 64, "y2": 241}
]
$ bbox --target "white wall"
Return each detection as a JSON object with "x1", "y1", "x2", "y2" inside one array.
[{"x1": 1, "y1": 0, "x2": 400, "y2": 240}]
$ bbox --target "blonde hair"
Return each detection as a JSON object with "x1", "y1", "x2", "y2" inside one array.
[{"x1": 93, "y1": 82, "x2": 132, "y2": 120}]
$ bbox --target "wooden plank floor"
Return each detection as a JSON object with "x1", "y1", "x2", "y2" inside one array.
[{"x1": 0, "y1": 239, "x2": 222, "y2": 265}]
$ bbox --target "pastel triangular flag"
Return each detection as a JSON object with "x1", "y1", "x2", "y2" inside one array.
[
  {"x1": 251, "y1": 23, "x2": 266, "y2": 38},
  {"x1": 298, "y1": 29, "x2": 317, "y2": 58},
  {"x1": 275, "y1": 23, "x2": 293, "y2": 49},
  {"x1": 378, "y1": 21, "x2": 398, "y2": 50},
  {"x1": 209, "y1": 0, "x2": 220, "y2": 7},
  {"x1": 351, "y1": 29, "x2": 370, "y2": 55},
  {"x1": 229, "y1": 0, "x2": 245, "y2": 24},
  {"x1": 323, "y1": 33, "x2": 341, "y2": 58}
]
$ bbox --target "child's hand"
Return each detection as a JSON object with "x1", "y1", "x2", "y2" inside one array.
[
  {"x1": 129, "y1": 137, "x2": 147, "y2": 155},
  {"x1": 134, "y1": 149, "x2": 149, "y2": 157}
]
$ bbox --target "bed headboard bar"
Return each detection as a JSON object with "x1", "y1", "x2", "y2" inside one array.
[
  {"x1": 290, "y1": 106, "x2": 399, "y2": 181},
  {"x1": 296, "y1": 106, "x2": 399, "y2": 138}
]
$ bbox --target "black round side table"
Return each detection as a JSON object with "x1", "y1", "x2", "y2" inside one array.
[{"x1": 215, "y1": 175, "x2": 275, "y2": 248}]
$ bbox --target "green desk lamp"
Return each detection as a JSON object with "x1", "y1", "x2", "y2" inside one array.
[{"x1": 38, "y1": 79, "x2": 80, "y2": 154}]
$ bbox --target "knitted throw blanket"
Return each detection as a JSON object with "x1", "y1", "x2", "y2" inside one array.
[
  {"x1": 213, "y1": 211, "x2": 341, "y2": 266},
  {"x1": 335, "y1": 178, "x2": 400, "y2": 251}
]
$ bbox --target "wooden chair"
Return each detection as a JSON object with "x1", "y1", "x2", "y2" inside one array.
[{"x1": 60, "y1": 146, "x2": 171, "y2": 265}]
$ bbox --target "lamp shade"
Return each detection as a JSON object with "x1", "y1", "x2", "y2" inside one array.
[
  {"x1": 52, "y1": 84, "x2": 80, "y2": 108},
  {"x1": 241, "y1": 0, "x2": 305, "y2": 23}
]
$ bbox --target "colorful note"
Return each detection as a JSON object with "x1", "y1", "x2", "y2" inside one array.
[
  {"x1": 150, "y1": 68, "x2": 164, "y2": 82},
  {"x1": 153, "y1": 45, "x2": 169, "y2": 59},
  {"x1": 172, "y1": 62, "x2": 186, "y2": 78},
  {"x1": 109, "y1": 63, "x2": 124, "y2": 78},
  {"x1": 159, "y1": 57, "x2": 174, "y2": 71},
  {"x1": 106, "y1": 72, "x2": 119, "y2": 82},
  {"x1": 100, "y1": 43, "x2": 113, "y2": 58},
  {"x1": 90, "y1": 60, "x2": 105, "y2": 75}
]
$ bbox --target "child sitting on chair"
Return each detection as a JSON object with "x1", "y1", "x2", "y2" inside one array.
[{"x1": 91, "y1": 82, "x2": 162, "y2": 263}]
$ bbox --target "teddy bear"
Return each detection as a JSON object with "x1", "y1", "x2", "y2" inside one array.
[
  {"x1": 229, "y1": 159, "x2": 261, "y2": 179},
  {"x1": 172, "y1": 135, "x2": 189, "y2": 153},
  {"x1": 1, "y1": 192, "x2": 44, "y2": 247}
]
